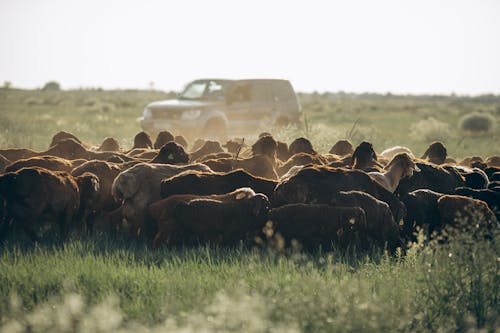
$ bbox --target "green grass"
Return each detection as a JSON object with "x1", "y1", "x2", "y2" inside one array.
[
  {"x1": 1, "y1": 231, "x2": 498, "y2": 332},
  {"x1": 1, "y1": 88, "x2": 499, "y2": 332}
]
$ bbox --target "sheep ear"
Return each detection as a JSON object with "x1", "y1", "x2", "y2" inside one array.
[
  {"x1": 421, "y1": 148, "x2": 429, "y2": 159},
  {"x1": 413, "y1": 164, "x2": 421, "y2": 172}
]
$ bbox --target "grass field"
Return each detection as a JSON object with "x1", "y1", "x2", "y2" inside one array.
[{"x1": 0, "y1": 88, "x2": 499, "y2": 332}]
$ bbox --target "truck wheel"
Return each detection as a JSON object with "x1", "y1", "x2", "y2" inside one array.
[{"x1": 203, "y1": 118, "x2": 227, "y2": 141}]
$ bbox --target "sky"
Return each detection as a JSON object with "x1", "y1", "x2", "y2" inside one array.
[{"x1": 0, "y1": 0, "x2": 499, "y2": 94}]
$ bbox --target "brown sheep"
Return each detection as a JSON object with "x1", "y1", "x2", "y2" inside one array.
[
  {"x1": 329, "y1": 140, "x2": 354, "y2": 156},
  {"x1": 5, "y1": 155, "x2": 75, "y2": 173},
  {"x1": 486, "y1": 155, "x2": 500, "y2": 167},
  {"x1": 190, "y1": 138, "x2": 206, "y2": 152},
  {"x1": 437, "y1": 195, "x2": 498, "y2": 233},
  {"x1": 251, "y1": 135, "x2": 278, "y2": 159},
  {"x1": 160, "y1": 168, "x2": 278, "y2": 200},
  {"x1": 400, "y1": 189, "x2": 444, "y2": 240},
  {"x1": 268, "y1": 204, "x2": 367, "y2": 250},
  {"x1": 44, "y1": 138, "x2": 90, "y2": 160},
  {"x1": 149, "y1": 142, "x2": 189, "y2": 164},
  {"x1": 276, "y1": 141, "x2": 291, "y2": 162},
  {"x1": 71, "y1": 160, "x2": 123, "y2": 215},
  {"x1": 132, "y1": 131, "x2": 153, "y2": 149},
  {"x1": 0, "y1": 167, "x2": 81, "y2": 240},
  {"x1": 98, "y1": 137, "x2": 120, "y2": 152},
  {"x1": 458, "y1": 156, "x2": 484, "y2": 168},
  {"x1": 421, "y1": 141, "x2": 447, "y2": 165},
  {"x1": 203, "y1": 154, "x2": 278, "y2": 180},
  {"x1": 445, "y1": 166, "x2": 489, "y2": 189},
  {"x1": 273, "y1": 165, "x2": 406, "y2": 224},
  {"x1": 153, "y1": 130, "x2": 175, "y2": 149},
  {"x1": 351, "y1": 141, "x2": 382, "y2": 171},
  {"x1": 189, "y1": 140, "x2": 224, "y2": 162},
  {"x1": 277, "y1": 153, "x2": 328, "y2": 177},
  {"x1": 49, "y1": 131, "x2": 82, "y2": 148},
  {"x1": 111, "y1": 162, "x2": 212, "y2": 238},
  {"x1": 0, "y1": 148, "x2": 38, "y2": 163},
  {"x1": 222, "y1": 139, "x2": 245, "y2": 155},
  {"x1": 195, "y1": 152, "x2": 233, "y2": 163},
  {"x1": 453, "y1": 187, "x2": 500, "y2": 221},
  {"x1": 150, "y1": 188, "x2": 269, "y2": 246},
  {"x1": 395, "y1": 162, "x2": 466, "y2": 196},
  {"x1": 331, "y1": 191, "x2": 403, "y2": 250},
  {"x1": 174, "y1": 135, "x2": 189, "y2": 149},
  {"x1": 288, "y1": 137, "x2": 316, "y2": 156}
]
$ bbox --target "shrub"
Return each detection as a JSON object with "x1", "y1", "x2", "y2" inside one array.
[
  {"x1": 42, "y1": 81, "x2": 61, "y2": 91},
  {"x1": 459, "y1": 112, "x2": 495, "y2": 133},
  {"x1": 409, "y1": 117, "x2": 451, "y2": 142}
]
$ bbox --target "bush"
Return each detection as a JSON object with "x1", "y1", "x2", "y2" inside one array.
[
  {"x1": 42, "y1": 81, "x2": 61, "y2": 91},
  {"x1": 409, "y1": 117, "x2": 451, "y2": 142},
  {"x1": 459, "y1": 112, "x2": 495, "y2": 133}
]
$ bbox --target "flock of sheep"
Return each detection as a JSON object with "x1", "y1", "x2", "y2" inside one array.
[{"x1": 0, "y1": 130, "x2": 498, "y2": 251}]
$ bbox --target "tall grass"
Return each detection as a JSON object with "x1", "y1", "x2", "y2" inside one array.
[{"x1": 1, "y1": 227, "x2": 498, "y2": 332}]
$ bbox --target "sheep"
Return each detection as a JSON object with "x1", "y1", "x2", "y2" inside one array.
[
  {"x1": 437, "y1": 195, "x2": 498, "y2": 234},
  {"x1": 277, "y1": 153, "x2": 328, "y2": 177},
  {"x1": 160, "y1": 168, "x2": 278, "y2": 200},
  {"x1": 486, "y1": 155, "x2": 500, "y2": 167},
  {"x1": 203, "y1": 154, "x2": 278, "y2": 180},
  {"x1": 0, "y1": 148, "x2": 38, "y2": 162},
  {"x1": 222, "y1": 139, "x2": 246, "y2": 155},
  {"x1": 272, "y1": 165, "x2": 406, "y2": 224},
  {"x1": 174, "y1": 135, "x2": 189, "y2": 149},
  {"x1": 49, "y1": 131, "x2": 83, "y2": 148},
  {"x1": 331, "y1": 190, "x2": 403, "y2": 250},
  {"x1": 0, "y1": 167, "x2": 81, "y2": 240},
  {"x1": 379, "y1": 146, "x2": 414, "y2": 160},
  {"x1": 71, "y1": 160, "x2": 123, "y2": 216},
  {"x1": 268, "y1": 204, "x2": 367, "y2": 250},
  {"x1": 445, "y1": 165, "x2": 489, "y2": 189},
  {"x1": 288, "y1": 137, "x2": 316, "y2": 156},
  {"x1": 189, "y1": 140, "x2": 224, "y2": 162},
  {"x1": 251, "y1": 135, "x2": 278, "y2": 160},
  {"x1": 395, "y1": 162, "x2": 466, "y2": 196},
  {"x1": 132, "y1": 131, "x2": 153, "y2": 149},
  {"x1": 150, "y1": 188, "x2": 269, "y2": 246},
  {"x1": 149, "y1": 142, "x2": 189, "y2": 164},
  {"x1": 400, "y1": 189, "x2": 444, "y2": 239},
  {"x1": 458, "y1": 156, "x2": 484, "y2": 168},
  {"x1": 111, "y1": 162, "x2": 212, "y2": 238},
  {"x1": 351, "y1": 141, "x2": 383, "y2": 171},
  {"x1": 421, "y1": 141, "x2": 447, "y2": 165},
  {"x1": 5, "y1": 155, "x2": 75, "y2": 173},
  {"x1": 153, "y1": 130, "x2": 175, "y2": 149},
  {"x1": 98, "y1": 137, "x2": 120, "y2": 152},
  {"x1": 453, "y1": 187, "x2": 500, "y2": 220},
  {"x1": 368, "y1": 153, "x2": 420, "y2": 193},
  {"x1": 329, "y1": 140, "x2": 354, "y2": 156}
]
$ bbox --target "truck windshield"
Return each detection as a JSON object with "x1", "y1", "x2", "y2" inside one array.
[{"x1": 179, "y1": 81, "x2": 226, "y2": 101}]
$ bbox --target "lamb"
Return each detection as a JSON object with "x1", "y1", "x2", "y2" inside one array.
[
  {"x1": 288, "y1": 137, "x2": 316, "y2": 156},
  {"x1": 368, "y1": 153, "x2": 420, "y2": 193}
]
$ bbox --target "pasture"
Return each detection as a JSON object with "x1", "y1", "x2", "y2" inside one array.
[{"x1": 0, "y1": 88, "x2": 499, "y2": 332}]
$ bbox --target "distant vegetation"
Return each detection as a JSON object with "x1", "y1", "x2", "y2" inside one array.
[{"x1": 2, "y1": 88, "x2": 498, "y2": 158}]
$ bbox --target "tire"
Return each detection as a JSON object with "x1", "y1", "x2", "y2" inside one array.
[{"x1": 203, "y1": 118, "x2": 227, "y2": 141}]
